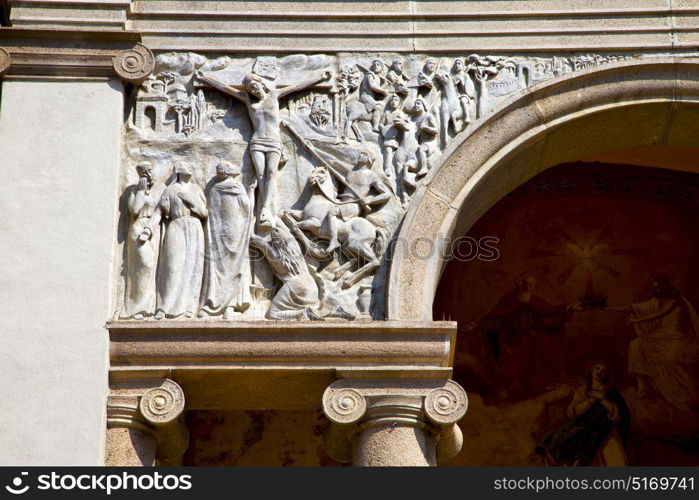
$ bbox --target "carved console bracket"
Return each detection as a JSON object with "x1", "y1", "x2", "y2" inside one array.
[
  {"x1": 322, "y1": 379, "x2": 467, "y2": 466},
  {"x1": 0, "y1": 28, "x2": 152, "y2": 81},
  {"x1": 106, "y1": 378, "x2": 189, "y2": 466}
]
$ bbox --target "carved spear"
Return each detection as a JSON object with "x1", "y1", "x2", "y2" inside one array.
[{"x1": 281, "y1": 120, "x2": 365, "y2": 204}]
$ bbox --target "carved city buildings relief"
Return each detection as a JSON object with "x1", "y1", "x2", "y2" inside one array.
[{"x1": 115, "y1": 51, "x2": 634, "y2": 322}]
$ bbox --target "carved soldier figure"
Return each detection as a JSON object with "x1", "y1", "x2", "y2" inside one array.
[
  {"x1": 451, "y1": 59, "x2": 475, "y2": 126},
  {"x1": 141, "y1": 162, "x2": 208, "y2": 319},
  {"x1": 392, "y1": 111, "x2": 420, "y2": 204},
  {"x1": 379, "y1": 94, "x2": 403, "y2": 177},
  {"x1": 385, "y1": 58, "x2": 409, "y2": 96},
  {"x1": 417, "y1": 58, "x2": 438, "y2": 94},
  {"x1": 411, "y1": 97, "x2": 439, "y2": 177},
  {"x1": 359, "y1": 59, "x2": 389, "y2": 132},
  {"x1": 196, "y1": 68, "x2": 332, "y2": 229},
  {"x1": 120, "y1": 161, "x2": 166, "y2": 319},
  {"x1": 199, "y1": 161, "x2": 254, "y2": 319},
  {"x1": 323, "y1": 151, "x2": 392, "y2": 256},
  {"x1": 250, "y1": 220, "x2": 319, "y2": 320}
]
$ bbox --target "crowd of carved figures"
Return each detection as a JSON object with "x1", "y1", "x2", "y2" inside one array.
[{"x1": 120, "y1": 52, "x2": 634, "y2": 321}]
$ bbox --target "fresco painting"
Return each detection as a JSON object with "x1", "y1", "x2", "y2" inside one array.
[{"x1": 435, "y1": 162, "x2": 699, "y2": 466}]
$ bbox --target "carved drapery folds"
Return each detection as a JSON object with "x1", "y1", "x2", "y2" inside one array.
[
  {"x1": 106, "y1": 379, "x2": 189, "y2": 466},
  {"x1": 116, "y1": 51, "x2": 633, "y2": 321},
  {"x1": 321, "y1": 379, "x2": 468, "y2": 466}
]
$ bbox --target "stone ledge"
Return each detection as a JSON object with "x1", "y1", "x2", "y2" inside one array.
[
  {"x1": 108, "y1": 320, "x2": 456, "y2": 410},
  {"x1": 0, "y1": 27, "x2": 142, "y2": 78}
]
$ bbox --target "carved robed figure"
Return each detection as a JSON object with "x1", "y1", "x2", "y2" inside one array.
[
  {"x1": 141, "y1": 162, "x2": 208, "y2": 319},
  {"x1": 120, "y1": 161, "x2": 165, "y2": 319},
  {"x1": 199, "y1": 161, "x2": 254, "y2": 318},
  {"x1": 250, "y1": 220, "x2": 319, "y2": 320}
]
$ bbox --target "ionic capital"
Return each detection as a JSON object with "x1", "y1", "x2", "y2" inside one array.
[
  {"x1": 107, "y1": 378, "x2": 188, "y2": 465},
  {"x1": 321, "y1": 379, "x2": 467, "y2": 464}
]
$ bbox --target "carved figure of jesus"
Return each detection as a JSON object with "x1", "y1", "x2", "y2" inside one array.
[{"x1": 196, "y1": 69, "x2": 332, "y2": 228}]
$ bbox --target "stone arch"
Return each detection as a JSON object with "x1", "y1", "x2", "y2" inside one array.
[{"x1": 387, "y1": 57, "x2": 699, "y2": 320}]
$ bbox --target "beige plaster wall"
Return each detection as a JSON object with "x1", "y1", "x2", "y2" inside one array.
[{"x1": 0, "y1": 79, "x2": 123, "y2": 465}]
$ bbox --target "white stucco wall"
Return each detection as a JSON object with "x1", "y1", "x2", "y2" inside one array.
[{"x1": 0, "y1": 79, "x2": 123, "y2": 465}]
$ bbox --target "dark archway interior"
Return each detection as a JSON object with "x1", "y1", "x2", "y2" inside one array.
[{"x1": 434, "y1": 155, "x2": 699, "y2": 465}]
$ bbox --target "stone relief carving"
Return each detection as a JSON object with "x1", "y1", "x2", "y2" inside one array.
[
  {"x1": 117, "y1": 51, "x2": 636, "y2": 321},
  {"x1": 113, "y1": 44, "x2": 156, "y2": 83},
  {"x1": 140, "y1": 162, "x2": 208, "y2": 319},
  {"x1": 199, "y1": 161, "x2": 254, "y2": 319},
  {"x1": 120, "y1": 162, "x2": 165, "y2": 320}
]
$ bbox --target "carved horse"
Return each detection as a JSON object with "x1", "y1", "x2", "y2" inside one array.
[
  {"x1": 281, "y1": 167, "x2": 383, "y2": 289},
  {"x1": 342, "y1": 100, "x2": 373, "y2": 143},
  {"x1": 434, "y1": 72, "x2": 468, "y2": 150}
]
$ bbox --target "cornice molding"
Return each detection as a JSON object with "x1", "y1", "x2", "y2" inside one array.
[
  {"x1": 108, "y1": 320, "x2": 457, "y2": 410},
  {"x1": 0, "y1": 26, "x2": 146, "y2": 79}
]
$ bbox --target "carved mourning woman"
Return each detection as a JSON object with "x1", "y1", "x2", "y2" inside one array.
[
  {"x1": 250, "y1": 220, "x2": 319, "y2": 320},
  {"x1": 141, "y1": 162, "x2": 208, "y2": 319},
  {"x1": 120, "y1": 161, "x2": 166, "y2": 319},
  {"x1": 199, "y1": 161, "x2": 254, "y2": 319}
]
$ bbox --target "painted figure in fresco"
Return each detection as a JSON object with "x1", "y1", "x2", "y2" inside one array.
[
  {"x1": 199, "y1": 161, "x2": 254, "y2": 319},
  {"x1": 465, "y1": 274, "x2": 577, "y2": 400},
  {"x1": 536, "y1": 362, "x2": 630, "y2": 466},
  {"x1": 195, "y1": 68, "x2": 332, "y2": 229},
  {"x1": 141, "y1": 162, "x2": 208, "y2": 319},
  {"x1": 120, "y1": 161, "x2": 166, "y2": 319},
  {"x1": 249, "y1": 220, "x2": 319, "y2": 320},
  {"x1": 605, "y1": 277, "x2": 699, "y2": 411}
]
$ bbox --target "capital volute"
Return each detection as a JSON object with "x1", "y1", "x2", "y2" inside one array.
[
  {"x1": 107, "y1": 378, "x2": 188, "y2": 464},
  {"x1": 112, "y1": 43, "x2": 155, "y2": 83},
  {"x1": 321, "y1": 379, "x2": 468, "y2": 463},
  {"x1": 139, "y1": 378, "x2": 186, "y2": 426},
  {"x1": 322, "y1": 387, "x2": 367, "y2": 425},
  {"x1": 423, "y1": 380, "x2": 468, "y2": 426},
  {"x1": 0, "y1": 48, "x2": 11, "y2": 77}
]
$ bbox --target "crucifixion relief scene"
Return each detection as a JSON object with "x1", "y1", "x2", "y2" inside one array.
[{"x1": 3, "y1": 0, "x2": 699, "y2": 472}]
